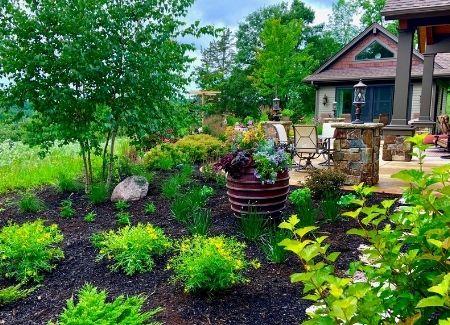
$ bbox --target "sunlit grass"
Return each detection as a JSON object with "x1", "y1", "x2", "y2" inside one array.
[{"x1": 0, "y1": 141, "x2": 100, "y2": 194}]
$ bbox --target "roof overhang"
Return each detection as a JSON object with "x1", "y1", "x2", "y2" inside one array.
[{"x1": 383, "y1": 6, "x2": 450, "y2": 20}]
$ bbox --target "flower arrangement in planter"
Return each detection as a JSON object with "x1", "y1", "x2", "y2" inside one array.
[{"x1": 215, "y1": 124, "x2": 291, "y2": 215}]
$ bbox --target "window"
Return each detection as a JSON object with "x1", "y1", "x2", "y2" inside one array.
[
  {"x1": 355, "y1": 41, "x2": 394, "y2": 61},
  {"x1": 336, "y1": 88, "x2": 353, "y2": 116}
]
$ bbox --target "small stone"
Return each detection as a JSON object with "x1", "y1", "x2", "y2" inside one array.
[{"x1": 111, "y1": 176, "x2": 149, "y2": 202}]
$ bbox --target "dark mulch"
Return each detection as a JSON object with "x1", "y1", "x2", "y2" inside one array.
[{"x1": 0, "y1": 173, "x2": 388, "y2": 325}]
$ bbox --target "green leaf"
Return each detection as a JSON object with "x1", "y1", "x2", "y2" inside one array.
[
  {"x1": 279, "y1": 215, "x2": 300, "y2": 231},
  {"x1": 326, "y1": 252, "x2": 340, "y2": 262},
  {"x1": 291, "y1": 272, "x2": 313, "y2": 283},
  {"x1": 346, "y1": 228, "x2": 366, "y2": 237},
  {"x1": 416, "y1": 296, "x2": 445, "y2": 308},
  {"x1": 428, "y1": 239, "x2": 443, "y2": 248},
  {"x1": 342, "y1": 208, "x2": 361, "y2": 219},
  {"x1": 303, "y1": 294, "x2": 321, "y2": 301},
  {"x1": 294, "y1": 226, "x2": 318, "y2": 238}
]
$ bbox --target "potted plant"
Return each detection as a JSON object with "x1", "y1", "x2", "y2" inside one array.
[{"x1": 215, "y1": 124, "x2": 291, "y2": 216}]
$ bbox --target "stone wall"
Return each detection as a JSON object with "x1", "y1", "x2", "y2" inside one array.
[
  {"x1": 332, "y1": 123, "x2": 383, "y2": 186},
  {"x1": 382, "y1": 135, "x2": 413, "y2": 162}
]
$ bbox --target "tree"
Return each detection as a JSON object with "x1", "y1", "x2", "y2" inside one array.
[
  {"x1": 0, "y1": 0, "x2": 206, "y2": 191},
  {"x1": 326, "y1": 0, "x2": 360, "y2": 46},
  {"x1": 359, "y1": 0, "x2": 398, "y2": 33}
]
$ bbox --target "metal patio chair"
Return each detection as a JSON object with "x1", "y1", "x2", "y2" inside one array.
[
  {"x1": 318, "y1": 123, "x2": 336, "y2": 167},
  {"x1": 292, "y1": 125, "x2": 321, "y2": 171}
]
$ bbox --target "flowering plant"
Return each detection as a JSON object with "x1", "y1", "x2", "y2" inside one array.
[{"x1": 215, "y1": 124, "x2": 290, "y2": 184}]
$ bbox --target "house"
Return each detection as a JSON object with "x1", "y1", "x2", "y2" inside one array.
[{"x1": 304, "y1": 23, "x2": 450, "y2": 124}]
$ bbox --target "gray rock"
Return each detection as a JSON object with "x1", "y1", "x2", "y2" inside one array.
[{"x1": 111, "y1": 176, "x2": 149, "y2": 202}]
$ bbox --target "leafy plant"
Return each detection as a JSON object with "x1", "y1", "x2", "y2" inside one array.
[
  {"x1": 93, "y1": 224, "x2": 171, "y2": 275},
  {"x1": 49, "y1": 284, "x2": 162, "y2": 325},
  {"x1": 115, "y1": 200, "x2": 130, "y2": 212},
  {"x1": 161, "y1": 165, "x2": 194, "y2": 199},
  {"x1": 167, "y1": 235, "x2": 251, "y2": 292},
  {"x1": 305, "y1": 168, "x2": 346, "y2": 199},
  {"x1": 60, "y1": 199, "x2": 75, "y2": 219},
  {"x1": 260, "y1": 228, "x2": 291, "y2": 263},
  {"x1": 116, "y1": 212, "x2": 132, "y2": 227},
  {"x1": 253, "y1": 140, "x2": 290, "y2": 184},
  {"x1": 84, "y1": 212, "x2": 96, "y2": 223},
  {"x1": 337, "y1": 193, "x2": 358, "y2": 209},
  {"x1": 406, "y1": 133, "x2": 431, "y2": 172},
  {"x1": 173, "y1": 134, "x2": 226, "y2": 163},
  {"x1": 201, "y1": 163, "x2": 226, "y2": 186},
  {"x1": 89, "y1": 183, "x2": 109, "y2": 205},
  {"x1": 0, "y1": 283, "x2": 38, "y2": 306},
  {"x1": 56, "y1": 174, "x2": 82, "y2": 193},
  {"x1": 187, "y1": 208, "x2": 212, "y2": 236},
  {"x1": 289, "y1": 188, "x2": 316, "y2": 226},
  {"x1": 0, "y1": 220, "x2": 64, "y2": 282},
  {"x1": 145, "y1": 202, "x2": 156, "y2": 215},
  {"x1": 321, "y1": 192, "x2": 341, "y2": 223},
  {"x1": 18, "y1": 192, "x2": 44, "y2": 214},
  {"x1": 170, "y1": 185, "x2": 214, "y2": 223},
  {"x1": 239, "y1": 209, "x2": 266, "y2": 241}
]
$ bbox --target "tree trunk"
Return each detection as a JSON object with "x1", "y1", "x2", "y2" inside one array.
[
  {"x1": 102, "y1": 130, "x2": 111, "y2": 181},
  {"x1": 87, "y1": 142, "x2": 93, "y2": 186},
  {"x1": 106, "y1": 128, "x2": 117, "y2": 190},
  {"x1": 80, "y1": 142, "x2": 90, "y2": 193}
]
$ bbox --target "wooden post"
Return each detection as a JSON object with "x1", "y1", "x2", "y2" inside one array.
[{"x1": 415, "y1": 52, "x2": 436, "y2": 128}]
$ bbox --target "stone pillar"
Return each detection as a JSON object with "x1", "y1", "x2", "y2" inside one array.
[
  {"x1": 332, "y1": 123, "x2": 383, "y2": 186},
  {"x1": 382, "y1": 135, "x2": 413, "y2": 162}
]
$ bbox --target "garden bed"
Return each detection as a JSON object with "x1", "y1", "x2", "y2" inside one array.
[{"x1": 0, "y1": 172, "x2": 392, "y2": 325}]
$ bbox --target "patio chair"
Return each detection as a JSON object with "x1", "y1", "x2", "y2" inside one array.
[
  {"x1": 292, "y1": 125, "x2": 320, "y2": 170},
  {"x1": 318, "y1": 123, "x2": 336, "y2": 167},
  {"x1": 435, "y1": 115, "x2": 450, "y2": 151}
]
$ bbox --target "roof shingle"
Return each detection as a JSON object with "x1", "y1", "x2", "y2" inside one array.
[{"x1": 383, "y1": 0, "x2": 450, "y2": 19}]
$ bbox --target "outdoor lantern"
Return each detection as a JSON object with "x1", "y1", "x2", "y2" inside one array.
[
  {"x1": 332, "y1": 101, "x2": 337, "y2": 118},
  {"x1": 352, "y1": 79, "x2": 367, "y2": 124},
  {"x1": 273, "y1": 97, "x2": 281, "y2": 112},
  {"x1": 322, "y1": 94, "x2": 328, "y2": 106}
]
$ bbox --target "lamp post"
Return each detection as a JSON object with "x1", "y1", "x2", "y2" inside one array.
[
  {"x1": 352, "y1": 79, "x2": 367, "y2": 124},
  {"x1": 272, "y1": 97, "x2": 281, "y2": 121}
]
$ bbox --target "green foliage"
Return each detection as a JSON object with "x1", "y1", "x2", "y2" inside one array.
[
  {"x1": 326, "y1": 0, "x2": 360, "y2": 45},
  {"x1": 167, "y1": 235, "x2": 251, "y2": 293},
  {"x1": 116, "y1": 212, "x2": 132, "y2": 227},
  {"x1": 170, "y1": 185, "x2": 214, "y2": 223},
  {"x1": 56, "y1": 174, "x2": 83, "y2": 193},
  {"x1": 201, "y1": 164, "x2": 226, "y2": 186},
  {"x1": 84, "y1": 212, "x2": 96, "y2": 223},
  {"x1": 260, "y1": 228, "x2": 291, "y2": 263},
  {"x1": 49, "y1": 284, "x2": 161, "y2": 325},
  {"x1": 115, "y1": 200, "x2": 130, "y2": 212},
  {"x1": 143, "y1": 144, "x2": 180, "y2": 171},
  {"x1": 289, "y1": 188, "x2": 316, "y2": 226},
  {"x1": 253, "y1": 139, "x2": 291, "y2": 184},
  {"x1": 88, "y1": 183, "x2": 109, "y2": 205},
  {"x1": 239, "y1": 210, "x2": 267, "y2": 241},
  {"x1": 0, "y1": 283, "x2": 38, "y2": 307},
  {"x1": 406, "y1": 133, "x2": 431, "y2": 172},
  {"x1": 337, "y1": 193, "x2": 358, "y2": 208},
  {"x1": 321, "y1": 192, "x2": 341, "y2": 223},
  {"x1": 59, "y1": 199, "x2": 75, "y2": 219},
  {"x1": 187, "y1": 209, "x2": 212, "y2": 236},
  {"x1": 161, "y1": 165, "x2": 194, "y2": 199},
  {"x1": 18, "y1": 192, "x2": 45, "y2": 214},
  {"x1": 145, "y1": 202, "x2": 156, "y2": 215},
  {"x1": 0, "y1": 220, "x2": 64, "y2": 282},
  {"x1": 93, "y1": 224, "x2": 171, "y2": 276},
  {"x1": 305, "y1": 169, "x2": 346, "y2": 199}
]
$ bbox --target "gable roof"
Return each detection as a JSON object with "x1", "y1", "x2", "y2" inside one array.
[
  {"x1": 383, "y1": 0, "x2": 450, "y2": 20},
  {"x1": 304, "y1": 23, "x2": 450, "y2": 84}
]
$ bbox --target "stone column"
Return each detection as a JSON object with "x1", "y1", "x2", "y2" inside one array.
[
  {"x1": 382, "y1": 135, "x2": 413, "y2": 162},
  {"x1": 332, "y1": 123, "x2": 383, "y2": 186}
]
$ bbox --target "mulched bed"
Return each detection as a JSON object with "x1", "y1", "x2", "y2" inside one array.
[{"x1": 0, "y1": 172, "x2": 395, "y2": 325}]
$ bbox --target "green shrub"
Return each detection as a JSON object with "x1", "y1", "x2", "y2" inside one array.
[
  {"x1": 170, "y1": 185, "x2": 214, "y2": 223},
  {"x1": 56, "y1": 174, "x2": 82, "y2": 193},
  {"x1": 143, "y1": 143, "x2": 181, "y2": 171},
  {"x1": 260, "y1": 228, "x2": 291, "y2": 264},
  {"x1": 59, "y1": 199, "x2": 75, "y2": 219},
  {"x1": 0, "y1": 283, "x2": 38, "y2": 306},
  {"x1": 116, "y1": 212, "x2": 132, "y2": 226},
  {"x1": 337, "y1": 193, "x2": 358, "y2": 209},
  {"x1": 187, "y1": 208, "x2": 212, "y2": 236},
  {"x1": 145, "y1": 202, "x2": 156, "y2": 214},
  {"x1": 89, "y1": 183, "x2": 109, "y2": 204},
  {"x1": 18, "y1": 192, "x2": 44, "y2": 214},
  {"x1": 49, "y1": 284, "x2": 161, "y2": 325},
  {"x1": 167, "y1": 235, "x2": 250, "y2": 292},
  {"x1": 288, "y1": 188, "x2": 316, "y2": 226},
  {"x1": 161, "y1": 165, "x2": 193, "y2": 199},
  {"x1": 321, "y1": 192, "x2": 341, "y2": 223},
  {"x1": 115, "y1": 200, "x2": 129, "y2": 211},
  {"x1": 305, "y1": 168, "x2": 346, "y2": 199},
  {"x1": 0, "y1": 220, "x2": 64, "y2": 282},
  {"x1": 173, "y1": 134, "x2": 226, "y2": 163},
  {"x1": 84, "y1": 211, "x2": 96, "y2": 223},
  {"x1": 93, "y1": 224, "x2": 171, "y2": 275},
  {"x1": 201, "y1": 163, "x2": 226, "y2": 186},
  {"x1": 239, "y1": 210, "x2": 266, "y2": 241}
]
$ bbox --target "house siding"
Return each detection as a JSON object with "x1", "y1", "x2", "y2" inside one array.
[{"x1": 316, "y1": 86, "x2": 336, "y2": 120}]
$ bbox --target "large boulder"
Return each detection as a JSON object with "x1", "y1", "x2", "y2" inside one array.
[{"x1": 111, "y1": 176, "x2": 149, "y2": 202}]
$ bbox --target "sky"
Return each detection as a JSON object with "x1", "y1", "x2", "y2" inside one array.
[{"x1": 185, "y1": 0, "x2": 336, "y2": 90}]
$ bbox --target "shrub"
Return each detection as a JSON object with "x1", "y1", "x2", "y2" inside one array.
[
  {"x1": 116, "y1": 212, "x2": 132, "y2": 226},
  {"x1": 320, "y1": 192, "x2": 341, "y2": 223},
  {"x1": 305, "y1": 168, "x2": 346, "y2": 199},
  {"x1": 201, "y1": 163, "x2": 226, "y2": 186},
  {"x1": 145, "y1": 202, "x2": 156, "y2": 214},
  {"x1": 288, "y1": 188, "x2": 316, "y2": 226},
  {"x1": 84, "y1": 211, "x2": 96, "y2": 223},
  {"x1": 93, "y1": 224, "x2": 171, "y2": 275},
  {"x1": 260, "y1": 228, "x2": 291, "y2": 264},
  {"x1": 56, "y1": 174, "x2": 82, "y2": 193},
  {"x1": 115, "y1": 200, "x2": 129, "y2": 211},
  {"x1": 170, "y1": 185, "x2": 214, "y2": 223},
  {"x1": 187, "y1": 208, "x2": 212, "y2": 236},
  {"x1": 18, "y1": 192, "x2": 44, "y2": 214},
  {"x1": 337, "y1": 193, "x2": 358, "y2": 209},
  {"x1": 167, "y1": 235, "x2": 250, "y2": 292},
  {"x1": 59, "y1": 199, "x2": 75, "y2": 219},
  {"x1": 173, "y1": 134, "x2": 226, "y2": 163},
  {"x1": 49, "y1": 284, "x2": 161, "y2": 325},
  {"x1": 89, "y1": 183, "x2": 109, "y2": 204},
  {"x1": 0, "y1": 220, "x2": 64, "y2": 282},
  {"x1": 0, "y1": 283, "x2": 38, "y2": 306},
  {"x1": 143, "y1": 143, "x2": 182, "y2": 171},
  {"x1": 161, "y1": 165, "x2": 193, "y2": 199},
  {"x1": 239, "y1": 210, "x2": 266, "y2": 241}
]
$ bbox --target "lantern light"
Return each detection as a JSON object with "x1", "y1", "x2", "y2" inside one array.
[{"x1": 352, "y1": 79, "x2": 367, "y2": 124}]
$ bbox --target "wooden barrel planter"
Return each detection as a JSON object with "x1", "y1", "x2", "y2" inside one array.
[{"x1": 226, "y1": 167, "x2": 290, "y2": 216}]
